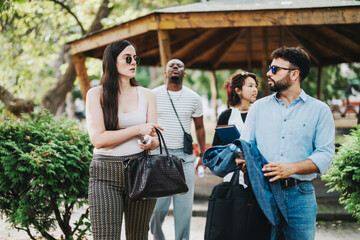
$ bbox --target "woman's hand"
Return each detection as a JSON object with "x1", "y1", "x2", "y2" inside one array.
[
  {"x1": 138, "y1": 134, "x2": 153, "y2": 149},
  {"x1": 138, "y1": 123, "x2": 163, "y2": 136}
]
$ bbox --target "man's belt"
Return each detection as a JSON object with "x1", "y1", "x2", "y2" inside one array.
[{"x1": 279, "y1": 178, "x2": 309, "y2": 188}]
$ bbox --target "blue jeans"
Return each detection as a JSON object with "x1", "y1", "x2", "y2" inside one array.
[
  {"x1": 150, "y1": 149, "x2": 196, "y2": 240},
  {"x1": 271, "y1": 181, "x2": 317, "y2": 240}
]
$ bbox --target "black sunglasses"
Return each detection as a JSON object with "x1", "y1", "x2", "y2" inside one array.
[
  {"x1": 268, "y1": 65, "x2": 297, "y2": 75},
  {"x1": 125, "y1": 56, "x2": 140, "y2": 65}
]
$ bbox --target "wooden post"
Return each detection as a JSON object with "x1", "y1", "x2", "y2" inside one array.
[
  {"x1": 157, "y1": 16, "x2": 172, "y2": 83},
  {"x1": 261, "y1": 27, "x2": 270, "y2": 97},
  {"x1": 246, "y1": 28, "x2": 252, "y2": 71},
  {"x1": 317, "y1": 66, "x2": 323, "y2": 100},
  {"x1": 210, "y1": 70, "x2": 218, "y2": 120},
  {"x1": 73, "y1": 54, "x2": 91, "y2": 103}
]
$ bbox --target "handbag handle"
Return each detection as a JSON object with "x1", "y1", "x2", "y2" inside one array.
[
  {"x1": 144, "y1": 128, "x2": 170, "y2": 157},
  {"x1": 154, "y1": 128, "x2": 170, "y2": 156},
  {"x1": 144, "y1": 128, "x2": 174, "y2": 166}
]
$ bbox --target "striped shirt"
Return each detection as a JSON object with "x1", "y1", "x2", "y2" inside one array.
[{"x1": 153, "y1": 85, "x2": 203, "y2": 149}]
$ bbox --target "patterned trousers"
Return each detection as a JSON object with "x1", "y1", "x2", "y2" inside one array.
[{"x1": 89, "y1": 153, "x2": 156, "y2": 240}]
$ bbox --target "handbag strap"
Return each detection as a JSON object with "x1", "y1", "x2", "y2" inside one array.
[
  {"x1": 166, "y1": 89, "x2": 186, "y2": 134},
  {"x1": 154, "y1": 128, "x2": 170, "y2": 156}
]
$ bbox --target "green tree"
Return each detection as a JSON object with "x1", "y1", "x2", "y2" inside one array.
[
  {"x1": 0, "y1": 0, "x2": 199, "y2": 117},
  {"x1": 0, "y1": 110, "x2": 93, "y2": 239}
]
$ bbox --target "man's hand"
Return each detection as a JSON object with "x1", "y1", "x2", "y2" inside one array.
[
  {"x1": 262, "y1": 162, "x2": 295, "y2": 182},
  {"x1": 196, "y1": 156, "x2": 206, "y2": 173},
  {"x1": 235, "y1": 158, "x2": 247, "y2": 173}
]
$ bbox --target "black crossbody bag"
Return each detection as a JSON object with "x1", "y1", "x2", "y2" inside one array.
[{"x1": 166, "y1": 90, "x2": 193, "y2": 154}]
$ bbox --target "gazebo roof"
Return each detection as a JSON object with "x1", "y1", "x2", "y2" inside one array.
[
  {"x1": 69, "y1": 0, "x2": 360, "y2": 70},
  {"x1": 155, "y1": 0, "x2": 360, "y2": 12}
]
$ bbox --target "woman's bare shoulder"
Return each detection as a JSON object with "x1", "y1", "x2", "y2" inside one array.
[
  {"x1": 87, "y1": 86, "x2": 102, "y2": 98},
  {"x1": 142, "y1": 87, "x2": 156, "y2": 99}
]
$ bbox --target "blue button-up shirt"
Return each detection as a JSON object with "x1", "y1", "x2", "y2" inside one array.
[{"x1": 241, "y1": 90, "x2": 335, "y2": 181}]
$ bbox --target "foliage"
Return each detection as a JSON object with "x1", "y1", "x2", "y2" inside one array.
[
  {"x1": 286, "y1": 65, "x2": 349, "y2": 102},
  {"x1": 322, "y1": 125, "x2": 360, "y2": 223},
  {"x1": 0, "y1": 110, "x2": 93, "y2": 240},
  {"x1": 0, "y1": 0, "x2": 200, "y2": 116}
]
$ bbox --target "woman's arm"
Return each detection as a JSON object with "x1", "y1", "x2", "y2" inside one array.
[
  {"x1": 137, "y1": 88, "x2": 161, "y2": 150},
  {"x1": 86, "y1": 87, "x2": 159, "y2": 149}
]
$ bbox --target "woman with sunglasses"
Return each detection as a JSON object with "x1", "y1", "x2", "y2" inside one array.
[
  {"x1": 212, "y1": 71, "x2": 258, "y2": 183},
  {"x1": 86, "y1": 40, "x2": 162, "y2": 239}
]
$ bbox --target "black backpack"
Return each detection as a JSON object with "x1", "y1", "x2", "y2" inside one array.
[{"x1": 204, "y1": 170, "x2": 271, "y2": 240}]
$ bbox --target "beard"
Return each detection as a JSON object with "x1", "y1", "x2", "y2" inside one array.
[
  {"x1": 269, "y1": 74, "x2": 291, "y2": 92},
  {"x1": 169, "y1": 75, "x2": 181, "y2": 83}
]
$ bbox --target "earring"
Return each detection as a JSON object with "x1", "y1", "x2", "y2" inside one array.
[{"x1": 239, "y1": 93, "x2": 243, "y2": 99}]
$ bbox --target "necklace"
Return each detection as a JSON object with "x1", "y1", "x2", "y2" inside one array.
[{"x1": 167, "y1": 88, "x2": 184, "y2": 102}]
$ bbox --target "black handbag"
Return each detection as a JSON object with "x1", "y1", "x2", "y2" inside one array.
[
  {"x1": 125, "y1": 128, "x2": 189, "y2": 201},
  {"x1": 167, "y1": 89, "x2": 193, "y2": 154},
  {"x1": 204, "y1": 169, "x2": 271, "y2": 240}
]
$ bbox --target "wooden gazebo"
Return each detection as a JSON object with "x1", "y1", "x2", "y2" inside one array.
[{"x1": 68, "y1": 0, "x2": 360, "y2": 112}]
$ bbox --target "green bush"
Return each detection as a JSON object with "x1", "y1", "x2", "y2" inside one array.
[
  {"x1": 322, "y1": 125, "x2": 360, "y2": 223},
  {"x1": 0, "y1": 110, "x2": 93, "y2": 240}
]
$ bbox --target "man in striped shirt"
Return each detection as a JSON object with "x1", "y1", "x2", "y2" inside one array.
[{"x1": 150, "y1": 59, "x2": 206, "y2": 240}]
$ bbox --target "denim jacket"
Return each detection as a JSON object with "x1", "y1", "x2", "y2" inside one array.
[{"x1": 203, "y1": 139, "x2": 288, "y2": 226}]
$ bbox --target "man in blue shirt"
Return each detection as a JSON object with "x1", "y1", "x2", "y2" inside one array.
[{"x1": 239, "y1": 47, "x2": 335, "y2": 240}]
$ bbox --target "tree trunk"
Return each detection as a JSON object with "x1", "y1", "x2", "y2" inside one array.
[
  {"x1": 42, "y1": 58, "x2": 77, "y2": 114},
  {"x1": 0, "y1": 0, "x2": 112, "y2": 116},
  {"x1": 0, "y1": 85, "x2": 34, "y2": 116}
]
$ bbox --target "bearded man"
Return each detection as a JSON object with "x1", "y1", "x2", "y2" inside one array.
[{"x1": 239, "y1": 47, "x2": 335, "y2": 240}]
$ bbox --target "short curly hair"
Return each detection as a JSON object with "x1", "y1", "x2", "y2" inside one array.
[{"x1": 271, "y1": 46, "x2": 311, "y2": 82}]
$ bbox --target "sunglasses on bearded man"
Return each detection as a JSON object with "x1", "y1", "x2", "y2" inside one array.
[
  {"x1": 125, "y1": 56, "x2": 140, "y2": 65},
  {"x1": 268, "y1": 65, "x2": 297, "y2": 75}
]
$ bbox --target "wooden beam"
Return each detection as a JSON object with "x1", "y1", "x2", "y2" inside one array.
[
  {"x1": 246, "y1": 28, "x2": 252, "y2": 70},
  {"x1": 327, "y1": 25, "x2": 360, "y2": 44},
  {"x1": 141, "y1": 31, "x2": 200, "y2": 58},
  {"x1": 195, "y1": 31, "x2": 238, "y2": 69},
  {"x1": 172, "y1": 29, "x2": 231, "y2": 64},
  {"x1": 157, "y1": 7, "x2": 360, "y2": 29},
  {"x1": 209, "y1": 70, "x2": 218, "y2": 120},
  {"x1": 69, "y1": 7, "x2": 360, "y2": 56},
  {"x1": 285, "y1": 27, "x2": 322, "y2": 65},
  {"x1": 290, "y1": 26, "x2": 355, "y2": 62},
  {"x1": 69, "y1": 14, "x2": 158, "y2": 55},
  {"x1": 157, "y1": 17, "x2": 172, "y2": 82},
  {"x1": 73, "y1": 54, "x2": 91, "y2": 103},
  {"x1": 261, "y1": 27, "x2": 270, "y2": 97},
  {"x1": 317, "y1": 66, "x2": 323, "y2": 100},
  {"x1": 323, "y1": 26, "x2": 360, "y2": 53},
  {"x1": 212, "y1": 28, "x2": 246, "y2": 69}
]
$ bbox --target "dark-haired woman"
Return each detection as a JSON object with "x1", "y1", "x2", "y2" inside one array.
[
  {"x1": 86, "y1": 40, "x2": 162, "y2": 239},
  {"x1": 212, "y1": 71, "x2": 258, "y2": 183}
]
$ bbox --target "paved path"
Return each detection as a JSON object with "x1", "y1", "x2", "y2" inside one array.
[
  {"x1": 1, "y1": 170, "x2": 359, "y2": 239},
  {"x1": 1, "y1": 215, "x2": 360, "y2": 239}
]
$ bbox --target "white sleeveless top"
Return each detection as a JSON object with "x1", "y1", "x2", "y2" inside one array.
[
  {"x1": 228, "y1": 108, "x2": 245, "y2": 135},
  {"x1": 224, "y1": 108, "x2": 247, "y2": 186},
  {"x1": 94, "y1": 86, "x2": 147, "y2": 156}
]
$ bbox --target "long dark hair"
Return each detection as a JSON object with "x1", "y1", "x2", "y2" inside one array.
[
  {"x1": 100, "y1": 40, "x2": 140, "y2": 130},
  {"x1": 225, "y1": 71, "x2": 258, "y2": 108}
]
